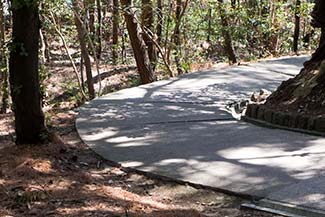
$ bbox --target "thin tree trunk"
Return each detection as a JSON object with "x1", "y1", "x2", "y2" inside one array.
[
  {"x1": 80, "y1": 55, "x2": 85, "y2": 91},
  {"x1": 0, "y1": 0, "x2": 8, "y2": 114},
  {"x1": 174, "y1": 0, "x2": 183, "y2": 74},
  {"x1": 96, "y1": 0, "x2": 102, "y2": 59},
  {"x1": 112, "y1": 0, "x2": 119, "y2": 64},
  {"x1": 293, "y1": 0, "x2": 301, "y2": 54},
  {"x1": 141, "y1": 0, "x2": 157, "y2": 70},
  {"x1": 207, "y1": 8, "x2": 212, "y2": 43},
  {"x1": 121, "y1": 0, "x2": 155, "y2": 84},
  {"x1": 164, "y1": 0, "x2": 172, "y2": 64},
  {"x1": 39, "y1": 29, "x2": 47, "y2": 64},
  {"x1": 73, "y1": 0, "x2": 95, "y2": 99},
  {"x1": 218, "y1": 0, "x2": 237, "y2": 64},
  {"x1": 9, "y1": 1, "x2": 47, "y2": 144},
  {"x1": 87, "y1": 0, "x2": 96, "y2": 36},
  {"x1": 156, "y1": 0, "x2": 163, "y2": 46},
  {"x1": 48, "y1": 11, "x2": 87, "y2": 100}
]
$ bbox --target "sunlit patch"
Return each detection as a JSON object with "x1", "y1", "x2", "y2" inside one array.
[
  {"x1": 121, "y1": 161, "x2": 144, "y2": 167},
  {"x1": 83, "y1": 128, "x2": 118, "y2": 141},
  {"x1": 31, "y1": 159, "x2": 53, "y2": 174},
  {"x1": 109, "y1": 133, "x2": 161, "y2": 147},
  {"x1": 299, "y1": 194, "x2": 325, "y2": 203},
  {"x1": 218, "y1": 143, "x2": 325, "y2": 179}
]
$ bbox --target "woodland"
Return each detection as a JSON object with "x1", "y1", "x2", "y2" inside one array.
[{"x1": 0, "y1": 0, "x2": 324, "y2": 216}]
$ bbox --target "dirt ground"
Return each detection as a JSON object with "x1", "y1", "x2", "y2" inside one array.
[{"x1": 0, "y1": 112, "x2": 282, "y2": 217}]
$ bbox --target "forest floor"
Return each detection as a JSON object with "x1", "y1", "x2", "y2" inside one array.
[
  {"x1": 0, "y1": 112, "x2": 281, "y2": 217},
  {"x1": 0, "y1": 61, "x2": 285, "y2": 217}
]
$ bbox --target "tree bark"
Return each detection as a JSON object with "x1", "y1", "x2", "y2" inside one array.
[
  {"x1": 293, "y1": 0, "x2": 301, "y2": 54},
  {"x1": 9, "y1": 1, "x2": 47, "y2": 144},
  {"x1": 73, "y1": 0, "x2": 95, "y2": 99},
  {"x1": 217, "y1": 0, "x2": 237, "y2": 64},
  {"x1": 174, "y1": 0, "x2": 183, "y2": 74},
  {"x1": 96, "y1": 0, "x2": 102, "y2": 59},
  {"x1": 86, "y1": 0, "x2": 96, "y2": 36},
  {"x1": 121, "y1": 0, "x2": 155, "y2": 84},
  {"x1": 156, "y1": 0, "x2": 163, "y2": 46},
  {"x1": 112, "y1": 0, "x2": 119, "y2": 64},
  {"x1": 303, "y1": 0, "x2": 325, "y2": 68},
  {"x1": 0, "y1": 0, "x2": 8, "y2": 114},
  {"x1": 141, "y1": 0, "x2": 157, "y2": 70}
]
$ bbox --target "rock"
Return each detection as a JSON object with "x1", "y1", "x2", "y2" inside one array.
[
  {"x1": 264, "y1": 109, "x2": 273, "y2": 123},
  {"x1": 250, "y1": 89, "x2": 271, "y2": 103},
  {"x1": 307, "y1": 117, "x2": 315, "y2": 130},
  {"x1": 297, "y1": 115, "x2": 308, "y2": 129},
  {"x1": 314, "y1": 117, "x2": 325, "y2": 132},
  {"x1": 288, "y1": 114, "x2": 298, "y2": 128},
  {"x1": 272, "y1": 112, "x2": 284, "y2": 126},
  {"x1": 257, "y1": 107, "x2": 265, "y2": 120}
]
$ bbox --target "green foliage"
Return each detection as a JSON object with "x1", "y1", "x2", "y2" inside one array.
[
  {"x1": 38, "y1": 64, "x2": 49, "y2": 105},
  {"x1": 127, "y1": 75, "x2": 141, "y2": 87},
  {"x1": 159, "y1": 0, "x2": 317, "y2": 66},
  {"x1": 59, "y1": 80, "x2": 84, "y2": 106}
]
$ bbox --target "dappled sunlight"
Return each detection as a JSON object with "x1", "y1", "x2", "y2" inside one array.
[
  {"x1": 218, "y1": 142, "x2": 325, "y2": 180},
  {"x1": 76, "y1": 56, "x2": 321, "y2": 199},
  {"x1": 112, "y1": 134, "x2": 160, "y2": 147},
  {"x1": 82, "y1": 127, "x2": 118, "y2": 141}
]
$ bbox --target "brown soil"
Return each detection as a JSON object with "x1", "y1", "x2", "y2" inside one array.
[{"x1": 0, "y1": 112, "x2": 281, "y2": 217}]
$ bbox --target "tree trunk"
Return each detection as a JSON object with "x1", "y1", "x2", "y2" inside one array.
[
  {"x1": 9, "y1": 1, "x2": 47, "y2": 144},
  {"x1": 156, "y1": 0, "x2": 163, "y2": 46},
  {"x1": 207, "y1": 8, "x2": 212, "y2": 43},
  {"x1": 174, "y1": 0, "x2": 183, "y2": 74},
  {"x1": 293, "y1": 0, "x2": 301, "y2": 54},
  {"x1": 86, "y1": 0, "x2": 96, "y2": 36},
  {"x1": 141, "y1": 0, "x2": 157, "y2": 70},
  {"x1": 304, "y1": 0, "x2": 325, "y2": 67},
  {"x1": 218, "y1": 0, "x2": 237, "y2": 64},
  {"x1": 73, "y1": 0, "x2": 95, "y2": 99},
  {"x1": 257, "y1": 1, "x2": 325, "y2": 117},
  {"x1": 0, "y1": 0, "x2": 8, "y2": 114},
  {"x1": 96, "y1": 0, "x2": 102, "y2": 59},
  {"x1": 112, "y1": 0, "x2": 119, "y2": 64},
  {"x1": 121, "y1": 0, "x2": 155, "y2": 84}
]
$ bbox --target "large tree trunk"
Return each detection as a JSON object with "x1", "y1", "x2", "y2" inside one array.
[
  {"x1": 141, "y1": 0, "x2": 157, "y2": 70},
  {"x1": 73, "y1": 0, "x2": 95, "y2": 99},
  {"x1": 121, "y1": 0, "x2": 155, "y2": 84},
  {"x1": 246, "y1": 1, "x2": 325, "y2": 121},
  {"x1": 9, "y1": 1, "x2": 47, "y2": 144},
  {"x1": 217, "y1": 0, "x2": 237, "y2": 64}
]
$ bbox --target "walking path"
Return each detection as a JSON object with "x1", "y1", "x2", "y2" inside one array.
[{"x1": 77, "y1": 56, "x2": 325, "y2": 215}]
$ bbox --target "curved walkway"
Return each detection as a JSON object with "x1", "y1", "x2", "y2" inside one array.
[{"x1": 77, "y1": 56, "x2": 325, "y2": 213}]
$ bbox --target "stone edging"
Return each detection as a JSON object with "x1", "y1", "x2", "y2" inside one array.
[{"x1": 244, "y1": 104, "x2": 325, "y2": 137}]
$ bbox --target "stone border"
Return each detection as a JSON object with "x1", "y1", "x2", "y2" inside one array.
[
  {"x1": 242, "y1": 198, "x2": 325, "y2": 217},
  {"x1": 244, "y1": 104, "x2": 325, "y2": 137}
]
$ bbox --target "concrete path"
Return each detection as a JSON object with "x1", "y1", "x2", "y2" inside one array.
[{"x1": 77, "y1": 56, "x2": 325, "y2": 213}]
